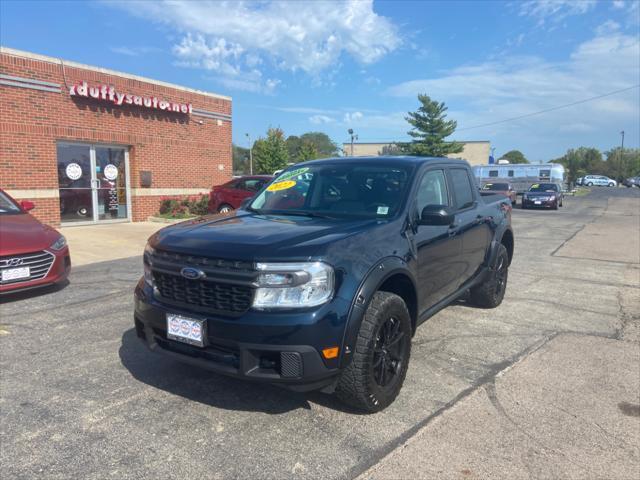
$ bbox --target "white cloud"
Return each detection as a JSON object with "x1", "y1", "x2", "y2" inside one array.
[
  {"x1": 612, "y1": 0, "x2": 625, "y2": 9},
  {"x1": 309, "y1": 115, "x2": 335, "y2": 125},
  {"x1": 387, "y1": 30, "x2": 640, "y2": 158},
  {"x1": 343, "y1": 111, "x2": 364, "y2": 124},
  {"x1": 518, "y1": 0, "x2": 597, "y2": 25},
  {"x1": 595, "y1": 19, "x2": 621, "y2": 36},
  {"x1": 109, "y1": 0, "x2": 400, "y2": 94},
  {"x1": 110, "y1": 46, "x2": 161, "y2": 56}
]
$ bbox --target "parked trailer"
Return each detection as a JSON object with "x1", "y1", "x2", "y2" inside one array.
[{"x1": 472, "y1": 163, "x2": 566, "y2": 194}]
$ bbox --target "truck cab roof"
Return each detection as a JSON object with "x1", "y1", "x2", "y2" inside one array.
[{"x1": 296, "y1": 155, "x2": 470, "y2": 168}]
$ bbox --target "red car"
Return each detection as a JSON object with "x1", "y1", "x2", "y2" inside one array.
[
  {"x1": 481, "y1": 182, "x2": 517, "y2": 205},
  {"x1": 0, "y1": 189, "x2": 71, "y2": 294},
  {"x1": 208, "y1": 175, "x2": 272, "y2": 213}
]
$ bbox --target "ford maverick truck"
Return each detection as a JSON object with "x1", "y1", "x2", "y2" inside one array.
[{"x1": 134, "y1": 156, "x2": 514, "y2": 412}]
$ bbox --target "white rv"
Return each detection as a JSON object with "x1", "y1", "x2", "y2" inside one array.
[{"x1": 472, "y1": 163, "x2": 566, "y2": 194}]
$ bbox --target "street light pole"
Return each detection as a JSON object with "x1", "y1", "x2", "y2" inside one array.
[
  {"x1": 348, "y1": 128, "x2": 358, "y2": 156},
  {"x1": 245, "y1": 133, "x2": 253, "y2": 175},
  {"x1": 620, "y1": 130, "x2": 625, "y2": 150}
]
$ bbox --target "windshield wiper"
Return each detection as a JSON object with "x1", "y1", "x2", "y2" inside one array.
[{"x1": 267, "y1": 210, "x2": 336, "y2": 219}]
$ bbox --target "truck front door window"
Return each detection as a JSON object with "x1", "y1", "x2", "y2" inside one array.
[{"x1": 416, "y1": 169, "x2": 448, "y2": 215}]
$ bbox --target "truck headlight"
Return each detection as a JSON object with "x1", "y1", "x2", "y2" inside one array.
[
  {"x1": 253, "y1": 262, "x2": 334, "y2": 309},
  {"x1": 143, "y1": 243, "x2": 155, "y2": 286},
  {"x1": 50, "y1": 235, "x2": 67, "y2": 251}
]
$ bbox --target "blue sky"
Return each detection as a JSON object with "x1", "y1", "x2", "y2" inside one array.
[{"x1": 1, "y1": 0, "x2": 638, "y2": 161}]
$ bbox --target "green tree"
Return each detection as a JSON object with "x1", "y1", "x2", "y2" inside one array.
[
  {"x1": 500, "y1": 150, "x2": 528, "y2": 164},
  {"x1": 299, "y1": 132, "x2": 338, "y2": 157},
  {"x1": 253, "y1": 127, "x2": 289, "y2": 174},
  {"x1": 297, "y1": 141, "x2": 318, "y2": 162},
  {"x1": 232, "y1": 144, "x2": 249, "y2": 174},
  {"x1": 402, "y1": 94, "x2": 463, "y2": 157},
  {"x1": 285, "y1": 135, "x2": 302, "y2": 159},
  {"x1": 604, "y1": 148, "x2": 640, "y2": 182},
  {"x1": 554, "y1": 147, "x2": 604, "y2": 184}
]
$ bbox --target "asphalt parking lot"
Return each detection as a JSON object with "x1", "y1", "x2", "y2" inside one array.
[{"x1": 1, "y1": 187, "x2": 639, "y2": 479}]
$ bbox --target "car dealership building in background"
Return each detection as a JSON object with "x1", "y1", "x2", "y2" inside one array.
[
  {"x1": 0, "y1": 47, "x2": 232, "y2": 227},
  {"x1": 342, "y1": 141, "x2": 491, "y2": 165}
]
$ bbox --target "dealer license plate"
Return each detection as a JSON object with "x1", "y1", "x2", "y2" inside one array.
[
  {"x1": 1, "y1": 266, "x2": 30, "y2": 282},
  {"x1": 166, "y1": 313, "x2": 205, "y2": 347},
  {"x1": 534, "y1": 201, "x2": 542, "y2": 205}
]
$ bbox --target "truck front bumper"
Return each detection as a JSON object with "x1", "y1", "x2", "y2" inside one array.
[{"x1": 134, "y1": 280, "x2": 348, "y2": 392}]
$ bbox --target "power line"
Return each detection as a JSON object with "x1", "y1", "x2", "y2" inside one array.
[{"x1": 456, "y1": 84, "x2": 640, "y2": 132}]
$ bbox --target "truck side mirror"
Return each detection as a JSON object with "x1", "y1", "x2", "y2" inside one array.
[{"x1": 419, "y1": 205, "x2": 454, "y2": 226}]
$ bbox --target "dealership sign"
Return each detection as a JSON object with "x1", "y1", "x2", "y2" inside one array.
[{"x1": 69, "y1": 81, "x2": 192, "y2": 114}]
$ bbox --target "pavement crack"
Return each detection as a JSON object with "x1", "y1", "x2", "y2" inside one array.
[{"x1": 347, "y1": 334, "x2": 556, "y2": 480}]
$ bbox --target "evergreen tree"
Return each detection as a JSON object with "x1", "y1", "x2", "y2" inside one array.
[
  {"x1": 253, "y1": 127, "x2": 289, "y2": 174},
  {"x1": 402, "y1": 94, "x2": 463, "y2": 157}
]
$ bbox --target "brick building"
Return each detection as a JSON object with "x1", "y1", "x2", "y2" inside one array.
[{"x1": 0, "y1": 47, "x2": 232, "y2": 226}]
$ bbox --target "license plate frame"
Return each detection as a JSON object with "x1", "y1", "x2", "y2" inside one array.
[
  {"x1": 166, "y1": 313, "x2": 205, "y2": 347},
  {"x1": 1, "y1": 266, "x2": 30, "y2": 282}
]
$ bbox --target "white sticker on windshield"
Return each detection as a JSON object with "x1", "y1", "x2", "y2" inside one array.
[{"x1": 377, "y1": 206, "x2": 389, "y2": 215}]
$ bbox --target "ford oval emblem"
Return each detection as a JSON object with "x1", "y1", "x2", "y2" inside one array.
[{"x1": 180, "y1": 267, "x2": 205, "y2": 280}]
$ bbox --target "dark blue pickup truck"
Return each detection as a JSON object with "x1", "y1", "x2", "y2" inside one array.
[{"x1": 134, "y1": 156, "x2": 514, "y2": 412}]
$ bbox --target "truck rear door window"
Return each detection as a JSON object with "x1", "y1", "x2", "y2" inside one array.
[
  {"x1": 449, "y1": 169, "x2": 474, "y2": 210},
  {"x1": 488, "y1": 170, "x2": 499, "y2": 177}
]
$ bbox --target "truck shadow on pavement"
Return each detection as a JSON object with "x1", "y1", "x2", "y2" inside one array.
[{"x1": 118, "y1": 328, "x2": 354, "y2": 415}]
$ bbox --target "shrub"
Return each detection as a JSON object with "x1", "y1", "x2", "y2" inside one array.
[
  {"x1": 159, "y1": 198, "x2": 180, "y2": 215},
  {"x1": 190, "y1": 195, "x2": 210, "y2": 216},
  {"x1": 157, "y1": 194, "x2": 210, "y2": 218}
]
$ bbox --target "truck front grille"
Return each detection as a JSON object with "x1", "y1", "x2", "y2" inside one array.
[
  {"x1": 149, "y1": 250, "x2": 256, "y2": 317},
  {"x1": 153, "y1": 272, "x2": 253, "y2": 314},
  {"x1": 0, "y1": 251, "x2": 55, "y2": 285}
]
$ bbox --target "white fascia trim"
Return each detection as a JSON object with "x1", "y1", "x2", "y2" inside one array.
[
  {"x1": 131, "y1": 188, "x2": 210, "y2": 197},
  {"x1": 5, "y1": 189, "x2": 60, "y2": 198},
  {"x1": 0, "y1": 46, "x2": 231, "y2": 101}
]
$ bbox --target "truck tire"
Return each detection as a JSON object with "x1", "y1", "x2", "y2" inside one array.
[
  {"x1": 336, "y1": 291, "x2": 412, "y2": 413},
  {"x1": 470, "y1": 244, "x2": 509, "y2": 308}
]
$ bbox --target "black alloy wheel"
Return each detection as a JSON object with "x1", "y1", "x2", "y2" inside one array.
[
  {"x1": 470, "y1": 243, "x2": 509, "y2": 308},
  {"x1": 494, "y1": 253, "x2": 508, "y2": 299},
  {"x1": 372, "y1": 317, "x2": 407, "y2": 388}
]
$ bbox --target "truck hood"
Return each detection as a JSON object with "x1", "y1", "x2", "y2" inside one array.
[{"x1": 150, "y1": 211, "x2": 383, "y2": 261}]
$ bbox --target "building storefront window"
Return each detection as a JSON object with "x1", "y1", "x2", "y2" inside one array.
[{"x1": 57, "y1": 143, "x2": 130, "y2": 224}]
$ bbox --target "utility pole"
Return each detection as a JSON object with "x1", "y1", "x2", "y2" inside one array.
[
  {"x1": 348, "y1": 128, "x2": 358, "y2": 156},
  {"x1": 621, "y1": 130, "x2": 625, "y2": 150},
  {"x1": 245, "y1": 133, "x2": 253, "y2": 174}
]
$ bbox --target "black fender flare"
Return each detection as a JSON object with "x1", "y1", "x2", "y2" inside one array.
[
  {"x1": 487, "y1": 225, "x2": 514, "y2": 269},
  {"x1": 338, "y1": 256, "x2": 417, "y2": 368}
]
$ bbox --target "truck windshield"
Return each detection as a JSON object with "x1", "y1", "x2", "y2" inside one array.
[
  {"x1": 250, "y1": 164, "x2": 413, "y2": 218},
  {"x1": 0, "y1": 191, "x2": 22, "y2": 215},
  {"x1": 529, "y1": 183, "x2": 558, "y2": 192}
]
